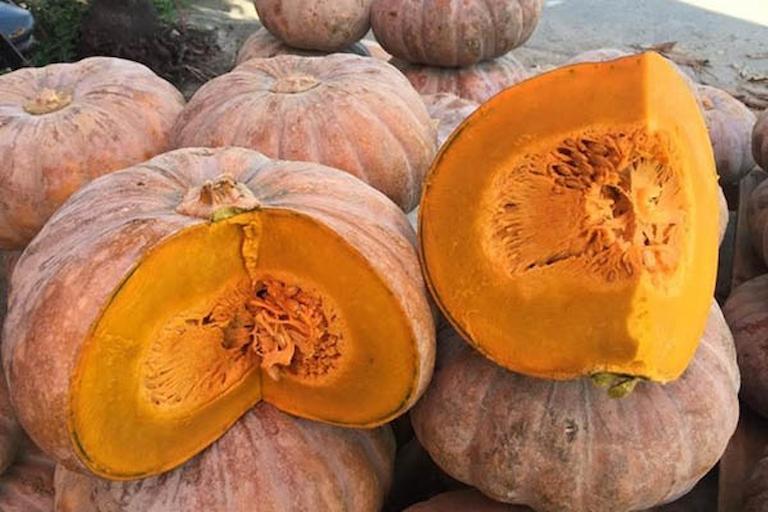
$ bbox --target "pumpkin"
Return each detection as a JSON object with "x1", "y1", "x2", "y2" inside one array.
[
  {"x1": 411, "y1": 303, "x2": 739, "y2": 512},
  {"x1": 54, "y1": 402, "x2": 395, "y2": 511},
  {"x1": 2, "y1": 147, "x2": 435, "y2": 479},
  {"x1": 748, "y1": 179, "x2": 768, "y2": 265},
  {"x1": 393, "y1": 55, "x2": 528, "y2": 104},
  {"x1": 423, "y1": 93, "x2": 479, "y2": 148},
  {"x1": 755, "y1": 108, "x2": 768, "y2": 171},
  {"x1": 0, "y1": 444, "x2": 56, "y2": 512},
  {"x1": 362, "y1": 40, "x2": 392, "y2": 61},
  {"x1": 371, "y1": 0, "x2": 544, "y2": 67},
  {"x1": 406, "y1": 489, "x2": 524, "y2": 511},
  {"x1": 235, "y1": 27, "x2": 370, "y2": 65},
  {"x1": 723, "y1": 275, "x2": 768, "y2": 418},
  {"x1": 172, "y1": 54, "x2": 436, "y2": 212},
  {"x1": 698, "y1": 85, "x2": 757, "y2": 183},
  {"x1": 0, "y1": 57, "x2": 184, "y2": 250},
  {"x1": 719, "y1": 185, "x2": 729, "y2": 245},
  {"x1": 420, "y1": 53, "x2": 719, "y2": 383},
  {"x1": 745, "y1": 446, "x2": 768, "y2": 512},
  {"x1": 0, "y1": 378, "x2": 21, "y2": 476},
  {"x1": 253, "y1": 0, "x2": 374, "y2": 52},
  {"x1": 564, "y1": 48, "x2": 630, "y2": 65}
]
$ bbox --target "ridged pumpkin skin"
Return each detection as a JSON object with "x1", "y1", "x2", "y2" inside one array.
[
  {"x1": 723, "y1": 275, "x2": 768, "y2": 418},
  {"x1": 54, "y1": 403, "x2": 395, "y2": 512},
  {"x1": 0, "y1": 445, "x2": 56, "y2": 512},
  {"x1": 172, "y1": 55, "x2": 436, "y2": 211},
  {"x1": 423, "y1": 94, "x2": 479, "y2": 148},
  {"x1": 235, "y1": 28, "x2": 370, "y2": 65},
  {"x1": 406, "y1": 490, "x2": 525, "y2": 511},
  {"x1": 698, "y1": 85, "x2": 757, "y2": 183},
  {"x1": 254, "y1": 0, "x2": 374, "y2": 52},
  {"x1": 393, "y1": 55, "x2": 528, "y2": 104},
  {"x1": 755, "y1": 109, "x2": 768, "y2": 171},
  {"x1": 412, "y1": 305, "x2": 739, "y2": 512},
  {"x1": 371, "y1": 0, "x2": 543, "y2": 67},
  {"x1": 748, "y1": 179, "x2": 768, "y2": 266},
  {"x1": 2, "y1": 147, "x2": 434, "y2": 478},
  {"x1": 0, "y1": 57, "x2": 184, "y2": 249}
]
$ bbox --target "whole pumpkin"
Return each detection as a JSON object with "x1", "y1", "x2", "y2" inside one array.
[
  {"x1": 0, "y1": 57, "x2": 184, "y2": 249},
  {"x1": 3, "y1": 147, "x2": 434, "y2": 479},
  {"x1": 698, "y1": 85, "x2": 757, "y2": 183},
  {"x1": 0, "y1": 444, "x2": 55, "y2": 512},
  {"x1": 393, "y1": 55, "x2": 528, "y2": 104},
  {"x1": 371, "y1": 0, "x2": 544, "y2": 67},
  {"x1": 253, "y1": 0, "x2": 374, "y2": 52},
  {"x1": 172, "y1": 54, "x2": 436, "y2": 212},
  {"x1": 723, "y1": 275, "x2": 768, "y2": 418},
  {"x1": 411, "y1": 304, "x2": 739, "y2": 512},
  {"x1": 755, "y1": 108, "x2": 768, "y2": 171},
  {"x1": 423, "y1": 93, "x2": 479, "y2": 148},
  {"x1": 235, "y1": 27, "x2": 370, "y2": 65},
  {"x1": 54, "y1": 403, "x2": 395, "y2": 512}
]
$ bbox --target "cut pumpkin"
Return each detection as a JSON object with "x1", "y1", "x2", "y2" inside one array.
[
  {"x1": 3, "y1": 147, "x2": 434, "y2": 479},
  {"x1": 420, "y1": 52, "x2": 719, "y2": 383}
]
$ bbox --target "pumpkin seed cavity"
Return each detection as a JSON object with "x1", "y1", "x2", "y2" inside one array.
[{"x1": 484, "y1": 128, "x2": 686, "y2": 287}]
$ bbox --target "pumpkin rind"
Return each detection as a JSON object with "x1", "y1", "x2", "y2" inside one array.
[
  {"x1": 421, "y1": 53, "x2": 719, "y2": 382},
  {"x1": 755, "y1": 108, "x2": 768, "y2": 171},
  {"x1": 423, "y1": 93, "x2": 479, "y2": 148},
  {"x1": 54, "y1": 403, "x2": 395, "y2": 512},
  {"x1": 723, "y1": 275, "x2": 768, "y2": 418},
  {"x1": 393, "y1": 55, "x2": 528, "y2": 104},
  {"x1": 0, "y1": 444, "x2": 56, "y2": 512},
  {"x1": 172, "y1": 54, "x2": 436, "y2": 212},
  {"x1": 411, "y1": 304, "x2": 739, "y2": 512},
  {"x1": 2, "y1": 147, "x2": 434, "y2": 477},
  {"x1": 235, "y1": 28, "x2": 370, "y2": 65},
  {"x1": 698, "y1": 85, "x2": 757, "y2": 183},
  {"x1": 748, "y1": 179, "x2": 768, "y2": 265},
  {"x1": 371, "y1": 0, "x2": 544, "y2": 67},
  {"x1": 0, "y1": 57, "x2": 184, "y2": 249},
  {"x1": 253, "y1": 0, "x2": 374, "y2": 52}
]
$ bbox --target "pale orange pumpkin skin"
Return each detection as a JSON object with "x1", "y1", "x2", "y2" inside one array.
[
  {"x1": 698, "y1": 85, "x2": 757, "y2": 183},
  {"x1": 755, "y1": 108, "x2": 768, "y2": 171},
  {"x1": 393, "y1": 55, "x2": 528, "y2": 104},
  {"x1": 254, "y1": 0, "x2": 374, "y2": 52},
  {"x1": 371, "y1": 0, "x2": 543, "y2": 67},
  {"x1": 0, "y1": 444, "x2": 55, "y2": 512},
  {"x1": 54, "y1": 403, "x2": 395, "y2": 512},
  {"x1": 235, "y1": 28, "x2": 370, "y2": 65},
  {"x1": 172, "y1": 55, "x2": 436, "y2": 211},
  {"x1": 423, "y1": 93, "x2": 479, "y2": 148},
  {"x1": 0, "y1": 57, "x2": 184, "y2": 249},
  {"x1": 411, "y1": 307, "x2": 739, "y2": 512},
  {"x1": 723, "y1": 275, "x2": 768, "y2": 418},
  {"x1": 2, "y1": 147, "x2": 435, "y2": 473}
]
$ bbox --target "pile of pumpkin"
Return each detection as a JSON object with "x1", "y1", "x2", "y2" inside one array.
[{"x1": 0, "y1": 0, "x2": 764, "y2": 510}]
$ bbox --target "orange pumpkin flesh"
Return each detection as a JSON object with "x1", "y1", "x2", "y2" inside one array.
[
  {"x1": 3, "y1": 148, "x2": 434, "y2": 479},
  {"x1": 421, "y1": 52, "x2": 719, "y2": 383}
]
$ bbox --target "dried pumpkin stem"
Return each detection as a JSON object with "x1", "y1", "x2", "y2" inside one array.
[
  {"x1": 270, "y1": 75, "x2": 321, "y2": 94},
  {"x1": 23, "y1": 88, "x2": 73, "y2": 115},
  {"x1": 176, "y1": 175, "x2": 261, "y2": 220},
  {"x1": 590, "y1": 372, "x2": 641, "y2": 398}
]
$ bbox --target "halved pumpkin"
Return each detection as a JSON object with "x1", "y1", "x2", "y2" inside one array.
[
  {"x1": 3, "y1": 147, "x2": 434, "y2": 479},
  {"x1": 420, "y1": 52, "x2": 718, "y2": 384}
]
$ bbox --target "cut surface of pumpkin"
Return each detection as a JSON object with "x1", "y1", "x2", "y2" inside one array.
[
  {"x1": 421, "y1": 52, "x2": 719, "y2": 382},
  {"x1": 3, "y1": 148, "x2": 433, "y2": 480}
]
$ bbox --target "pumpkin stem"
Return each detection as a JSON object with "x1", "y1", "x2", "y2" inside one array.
[
  {"x1": 23, "y1": 88, "x2": 73, "y2": 115},
  {"x1": 271, "y1": 75, "x2": 321, "y2": 94},
  {"x1": 590, "y1": 372, "x2": 641, "y2": 398},
  {"x1": 176, "y1": 175, "x2": 261, "y2": 220}
]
